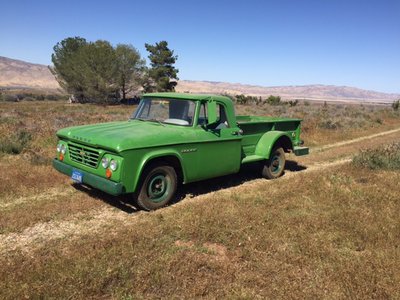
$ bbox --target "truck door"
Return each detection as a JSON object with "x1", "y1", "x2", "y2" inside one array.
[{"x1": 194, "y1": 101, "x2": 242, "y2": 180}]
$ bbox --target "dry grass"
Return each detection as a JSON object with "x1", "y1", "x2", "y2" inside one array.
[
  {"x1": 0, "y1": 163, "x2": 399, "y2": 298},
  {"x1": 0, "y1": 187, "x2": 101, "y2": 234},
  {"x1": 0, "y1": 101, "x2": 131, "y2": 196},
  {"x1": 0, "y1": 100, "x2": 400, "y2": 298},
  {"x1": 0, "y1": 101, "x2": 134, "y2": 236}
]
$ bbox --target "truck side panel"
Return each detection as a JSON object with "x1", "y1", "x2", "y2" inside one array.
[{"x1": 120, "y1": 138, "x2": 242, "y2": 194}]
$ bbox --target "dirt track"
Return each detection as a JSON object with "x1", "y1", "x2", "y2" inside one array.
[{"x1": 1, "y1": 127, "x2": 399, "y2": 255}]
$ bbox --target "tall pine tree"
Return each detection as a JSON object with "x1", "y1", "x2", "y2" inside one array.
[{"x1": 144, "y1": 41, "x2": 179, "y2": 92}]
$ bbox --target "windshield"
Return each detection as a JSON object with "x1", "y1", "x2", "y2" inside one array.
[{"x1": 132, "y1": 98, "x2": 196, "y2": 126}]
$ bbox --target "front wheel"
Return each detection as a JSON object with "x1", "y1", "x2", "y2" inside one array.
[
  {"x1": 136, "y1": 164, "x2": 177, "y2": 211},
  {"x1": 262, "y1": 147, "x2": 286, "y2": 179}
]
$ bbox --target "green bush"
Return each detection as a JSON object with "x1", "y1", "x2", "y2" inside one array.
[
  {"x1": 352, "y1": 143, "x2": 400, "y2": 170},
  {"x1": 266, "y1": 95, "x2": 281, "y2": 105},
  {"x1": 234, "y1": 94, "x2": 259, "y2": 105},
  {"x1": 45, "y1": 94, "x2": 59, "y2": 101},
  {"x1": 4, "y1": 94, "x2": 18, "y2": 102},
  {"x1": 392, "y1": 99, "x2": 400, "y2": 111},
  {"x1": 35, "y1": 94, "x2": 45, "y2": 101},
  {"x1": 0, "y1": 130, "x2": 32, "y2": 154}
]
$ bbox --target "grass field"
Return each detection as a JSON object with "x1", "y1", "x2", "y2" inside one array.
[{"x1": 0, "y1": 100, "x2": 400, "y2": 298}]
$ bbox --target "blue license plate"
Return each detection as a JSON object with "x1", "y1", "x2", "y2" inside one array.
[{"x1": 71, "y1": 170, "x2": 83, "y2": 183}]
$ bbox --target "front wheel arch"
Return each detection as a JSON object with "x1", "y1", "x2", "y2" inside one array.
[
  {"x1": 133, "y1": 154, "x2": 185, "y2": 193},
  {"x1": 142, "y1": 155, "x2": 184, "y2": 184},
  {"x1": 136, "y1": 163, "x2": 178, "y2": 211}
]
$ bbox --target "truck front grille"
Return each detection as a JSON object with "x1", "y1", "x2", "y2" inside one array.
[{"x1": 68, "y1": 143, "x2": 100, "y2": 168}]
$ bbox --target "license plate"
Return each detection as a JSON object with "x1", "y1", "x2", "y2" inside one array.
[{"x1": 71, "y1": 170, "x2": 83, "y2": 183}]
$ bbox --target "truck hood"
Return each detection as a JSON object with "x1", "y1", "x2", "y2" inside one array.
[{"x1": 56, "y1": 120, "x2": 196, "y2": 152}]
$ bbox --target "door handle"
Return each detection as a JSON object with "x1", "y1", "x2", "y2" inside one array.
[{"x1": 231, "y1": 129, "x2": 243, "y2": 136}]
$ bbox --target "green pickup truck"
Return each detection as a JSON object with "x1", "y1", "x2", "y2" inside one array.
[{"x1": 53, "y1": 93, "x2": 309, "y2": 210}]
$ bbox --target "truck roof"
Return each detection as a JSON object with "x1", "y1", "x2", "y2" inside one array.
[{"x1": 143, "y1": 92, "x2": 231, "y2": 103}]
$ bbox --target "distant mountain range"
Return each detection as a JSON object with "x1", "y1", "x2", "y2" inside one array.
[
  {"x1": 0, "y1": 56, "x2": 60, "y2": 90},
  {"x1": 176, "y1": 81, "x2": 399, "y2": 103},
  {"x1": 1, "y1": 56, "x2": 398, "y2": 103}
]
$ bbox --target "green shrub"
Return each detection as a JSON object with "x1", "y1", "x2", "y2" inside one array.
[
  {"x1": 0, "y1": 130, "x2": 32, "y2": 154},
  {"x1": 45, "y1": 94, "x2": 59, "y2": 101},
  {"x1": 392, "y1": 99, "x2": 400, "y2": 111},
  {"x1": 266, "y1": 95, "x2": 281, "y2": 105},
  {"x1": 235, "y1": 94, "x2": 249, "y2": 105},
  {"x1": 234, "y1": 94, "x2": 259, "y2": 105},
  {"x1": 352, "y1": 143, "x2": 400, "y2": 170},
  {"x1": 4, "y1": 94, "x2": 18, "y2": 102}
]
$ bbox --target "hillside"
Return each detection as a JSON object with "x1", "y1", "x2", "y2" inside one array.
[
  {"x1": 0, "y1": 56, "x2": 60, "y2": 90},
  {"x1": 176, "y1": 80, "x2": 399, "y2": 103},
  {"x1": 0, "y1": 56, "x2": 398, "y2": 102}
]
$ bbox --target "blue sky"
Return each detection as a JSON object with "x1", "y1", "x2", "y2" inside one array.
[{"x1": 1, "y1": 0, "x2": 399, "y2": 93}]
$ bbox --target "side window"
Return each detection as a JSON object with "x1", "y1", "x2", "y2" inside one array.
[
  {"x1": 218, "y1": 104, "x2": 229, "y2": 127},
  {"x1": 198, "y1": 103, "x2": 208, "y2": 126},
  {"x1": 199, "y1": 102, "x2": 229, "y2": 129},
  {"x1": 187, "y1": 102, "x2": 196, "y2": 124},
  {"x1": 216, "y1": 104, "x2": 229, "y2": 129}
]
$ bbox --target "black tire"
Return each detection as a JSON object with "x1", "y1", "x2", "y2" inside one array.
[
  {"x1": 136, "y1": 164, "x2": 177, "y2": 211},
  {"x1": 262, "y1": 147, "x2": 285, "y2": 179}
]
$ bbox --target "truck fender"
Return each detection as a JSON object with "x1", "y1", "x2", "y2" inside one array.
[
  {"x1": 255, "y1": 131, "x2": 293, "y2": 159},
  {"x1": 133, "y1": 149, "x2": 186, "y2": 192}
]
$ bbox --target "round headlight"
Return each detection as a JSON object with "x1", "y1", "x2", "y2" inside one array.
[
  {"x1": 56, "y1": 143, "x2": 62, "y2": 152},
  {"x1": 60, "y1": 144, "x2": 66, "y2": 154},
  {"x1": 101, "y1": 157, "x2": 109, "y2": 168},
  {"x1": 110, "y1": 160, "x2": 118, "y2": 171}
]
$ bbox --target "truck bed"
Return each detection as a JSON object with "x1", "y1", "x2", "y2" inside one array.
[
  {"x1": 237, "y1": 115, "x2": 302, "y2": 134},
  {"x1": 236, "y1": 115, "x2": 303, "y2": 159},
  {"x1": 237, "y1": 115, "x2": 302, "y2": 125}
]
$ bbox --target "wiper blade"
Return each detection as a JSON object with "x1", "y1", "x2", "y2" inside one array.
[
  {"x1": 133, "y1": 118, "x2": 165, "y2": 126},
  {"x1": 148, "y1": 119, "x2": 166, "y2": 127}
]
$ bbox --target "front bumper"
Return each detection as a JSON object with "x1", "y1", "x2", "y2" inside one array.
[
  {"x1": 293, "y1": 146, "x2": 309, "y2": 156},
  {"x1": 53, "y1": 159, "x2": 124, "y2": 196}
]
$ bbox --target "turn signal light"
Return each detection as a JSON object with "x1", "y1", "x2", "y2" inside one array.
[
  {"x1": 106, "y1": 168, "x2": 112, "y2": 179},
  {"x1": 59, "y1": 153, "x2": 64, "y2": 161}
]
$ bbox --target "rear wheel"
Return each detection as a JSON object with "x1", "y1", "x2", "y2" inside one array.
[
  {"x1": 137, "y1": 164, "x2": 177, "y2": 211},
  {"x1": 262, "y1": 147, "x2": 285, "y2": 179}
]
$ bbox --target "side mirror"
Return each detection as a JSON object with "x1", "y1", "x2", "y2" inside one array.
[{"x1": 207, "y1": 101, "x2": 217, "y2": 124}]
